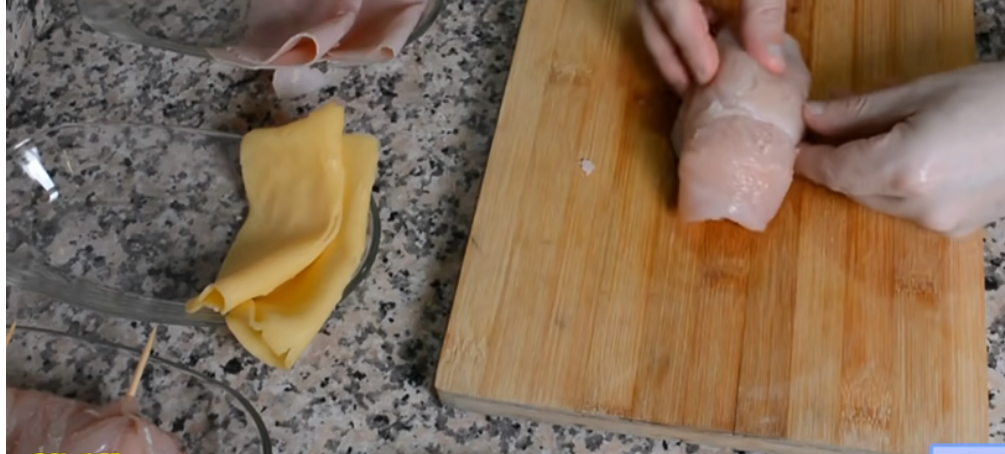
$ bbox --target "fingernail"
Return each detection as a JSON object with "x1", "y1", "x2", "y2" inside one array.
[
  {"x1": 767, "y1": 44, "x2": 785, "y2": 70},
  {"x1": 806, "y1": 101, "x2": 826, "y2": 116},
  {"x1": 695, "y1": 60, "x2": 714, "y2": 83}
]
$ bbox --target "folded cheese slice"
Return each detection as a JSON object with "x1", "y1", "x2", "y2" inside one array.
[
  {"x1": 187, "y1": 103, "x2": 347, "y2": 312},
  {"x1": 224, "y1": 133, "x2": 378, "y2": 368},
  {"x1": 186, "y1": 102, "x2": 379, "y2": 369}
]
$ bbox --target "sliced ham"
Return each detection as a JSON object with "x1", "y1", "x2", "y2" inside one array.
[
  {"x1": 208, "y1": 0, "x2": 428, "y2": 98},
  {"x1": 208, "y1": 0, "x2": 427, "y2": 67},
  {"x1": 671, "y1": 28, "x2": 812, "y2": 231},
  {"x1": 6, "y1": 387, "x2": 186, "y2": 454}
]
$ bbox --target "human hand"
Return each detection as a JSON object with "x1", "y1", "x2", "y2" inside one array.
[
  {"x1": 795, "y1": 63, "x2": 1005, "y2": 237},
  {"x1": 637, "y1": 0, "x2": 789, "y2": 94}
]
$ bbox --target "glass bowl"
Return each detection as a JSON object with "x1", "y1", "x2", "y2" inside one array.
[
  {"x1": 74, "y1": 0, "x2": 446, "y2": 66},
  {"x1": 7, "y1": 324, "x2": 272, "y2": 454},
  {"x1": 6, "y1": 123, "x2": 381, "y2": 326}
]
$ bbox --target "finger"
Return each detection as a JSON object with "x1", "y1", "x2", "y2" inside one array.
[
  {"x1": 795, "y1": 123, "x2": 912, "y2": 197},
  {"x1": 850, "y1": 194, "x2": 923, "y2": 224},
  {"x1": 741, "y1": 0, "x2": 788, "y2": 74},
  {"x1": 856, "y1": 195, "x2": 981, "y2": 238},
  {"x1": 945, "y1": 225, "x2": 981, "y2": 239},
  {"x1": 849, "y1": 195, "x2": 957, "y2": 235},
  {"x1": 942, "y1": 193, "x2": 1005, "y2": 237},
  {"x1": 649, "y1": 0, "x2": 719, "y2": 84},
  {"x1": 947, "y1": 212, "x2": 1003, "y2": 238},
  {"x1": 803, "y1": 80, "x2": 933, "y2": 139},
  {"x1": 638, "y1": 0, "x2": 693, "y2": 93}
]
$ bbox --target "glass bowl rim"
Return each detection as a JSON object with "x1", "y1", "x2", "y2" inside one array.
[
  {"x1": 6, "y1": 122, "x2": 382, "y2": 327},
  {"x1": 75, "y1": 0, "x2": 447, "y2": 66},
  {"x1": 6, "y1": 323, "x2": 274, "y2": 454}
]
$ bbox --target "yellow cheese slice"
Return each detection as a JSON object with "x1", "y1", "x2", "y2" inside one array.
[
  {"x1": 186, "y1": 102, "x2": 379, "y2": 369},
  {"x1": 224, "y1": 133, "x2": 378, "y2": 368},
  {"x1": 185, "y1": 102, "x2": 348, "y2": 313}
]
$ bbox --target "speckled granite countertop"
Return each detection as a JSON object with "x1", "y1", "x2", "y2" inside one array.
[{"x1": 5, "y1": 0, "x2": 1005, "y2": 452}]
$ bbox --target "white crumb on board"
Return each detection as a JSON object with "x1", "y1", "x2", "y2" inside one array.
[{"x1": 579, "y1": 158, "x2": 594, "y2": 176}]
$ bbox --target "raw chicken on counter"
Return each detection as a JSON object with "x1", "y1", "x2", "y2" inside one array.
[
  {"x1": 671, "y1": 28, "x2": 812, "y2": 231},
  {"x1": 207, "y1": 0, "x2": 429, "y2": 97},
  {"x1": 6, "y1": 387, "x2": 185, "y2": 454}
]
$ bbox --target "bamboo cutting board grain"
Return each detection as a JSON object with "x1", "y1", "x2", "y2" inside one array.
[{"x1": 434, "y1": 0, "x2": 987, "y2": 453}]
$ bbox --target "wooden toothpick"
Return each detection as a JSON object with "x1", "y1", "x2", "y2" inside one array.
[
  {"x1": 6, "y1": 322, "x2": 16, "y2": 348},
  {"x1": 127, "y1": 325, "x2": 158, "y2": 398}
]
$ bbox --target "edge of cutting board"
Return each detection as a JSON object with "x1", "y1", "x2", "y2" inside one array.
[{"x1": 439, "y1": 390, "x2": 902, "y2": 454}]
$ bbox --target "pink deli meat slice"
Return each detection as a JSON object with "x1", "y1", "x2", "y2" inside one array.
[{"x1": 209, "y1": 0, "x2": 428, "y2": 68}]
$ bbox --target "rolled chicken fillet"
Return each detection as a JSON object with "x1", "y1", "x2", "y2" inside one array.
[
  {"x1": 671, "y1": 28, "x2": 811, "y2": 231},
  {"x1": 7, "y1": 387, "x2": 185, "y2": 454}
]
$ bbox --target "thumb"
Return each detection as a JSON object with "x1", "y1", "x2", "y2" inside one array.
[
  {"x1": 741, "y1": 0, "x2": 788, "y2": 73},
  {"x1": 795, "y1": 123, "x2": 912, "y2": 197},
  {"x1": 803, "y1": 79, "x2": 933, "y2": 139}
]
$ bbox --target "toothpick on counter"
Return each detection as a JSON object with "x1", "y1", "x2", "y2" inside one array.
[
  {"x1": 127, "y1": 325, "x2": 158, "y2": 398},
  {"x1": 6, "y1": 322, "x2": 16, "y2": 348}
]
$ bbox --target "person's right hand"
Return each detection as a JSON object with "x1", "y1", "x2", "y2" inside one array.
[{"x1": 637, "y1": 0, "x2": 789, "y2": 95}]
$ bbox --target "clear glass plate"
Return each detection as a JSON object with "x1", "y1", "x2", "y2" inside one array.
[
  {"x1": 74, "y1": 0, "x2": 446, "y2": 66},
  {"x1": 6, "y1": 123, "x2": 381, "y2": 326},
  {"x1": 7, "y1": 324, "x2": 273, "y2": 454}
]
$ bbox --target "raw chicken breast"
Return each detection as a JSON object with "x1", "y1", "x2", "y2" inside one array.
[
  {"x1": 6, "y1": 387, "x2": 186, "y2": 454},
  {"x1": 671, "y1": 28, "x2": 811, "y2": 231},
  {"x1": 7, "y1": 387, "x2": 90, "y2": 454},
  {"x1": 63, "y1": 396, "x2": 186, "y2": 454}
]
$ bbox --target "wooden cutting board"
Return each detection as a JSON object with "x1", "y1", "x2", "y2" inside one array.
[{"x1": 434, "y1": 1, "x2": 987, "y2": 453}]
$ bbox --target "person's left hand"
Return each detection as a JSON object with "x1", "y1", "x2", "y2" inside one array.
[
  {"x1": 795, "y1": 62, "x2": 1005, "y2": 237},
  {"x1": 637, "y1": 0, "x2": 788, "y2": 95}
]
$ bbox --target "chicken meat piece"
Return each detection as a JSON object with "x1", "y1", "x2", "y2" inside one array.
[
  {"x1": 7, "y1": 387, "x2": 90, "y2": 453},
  {"x1": 6, "y1": 387, "x2": 186, "y2": 454},
  {"x1": 671, "y1": 28, "x2": 812, "y2": 231}
]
